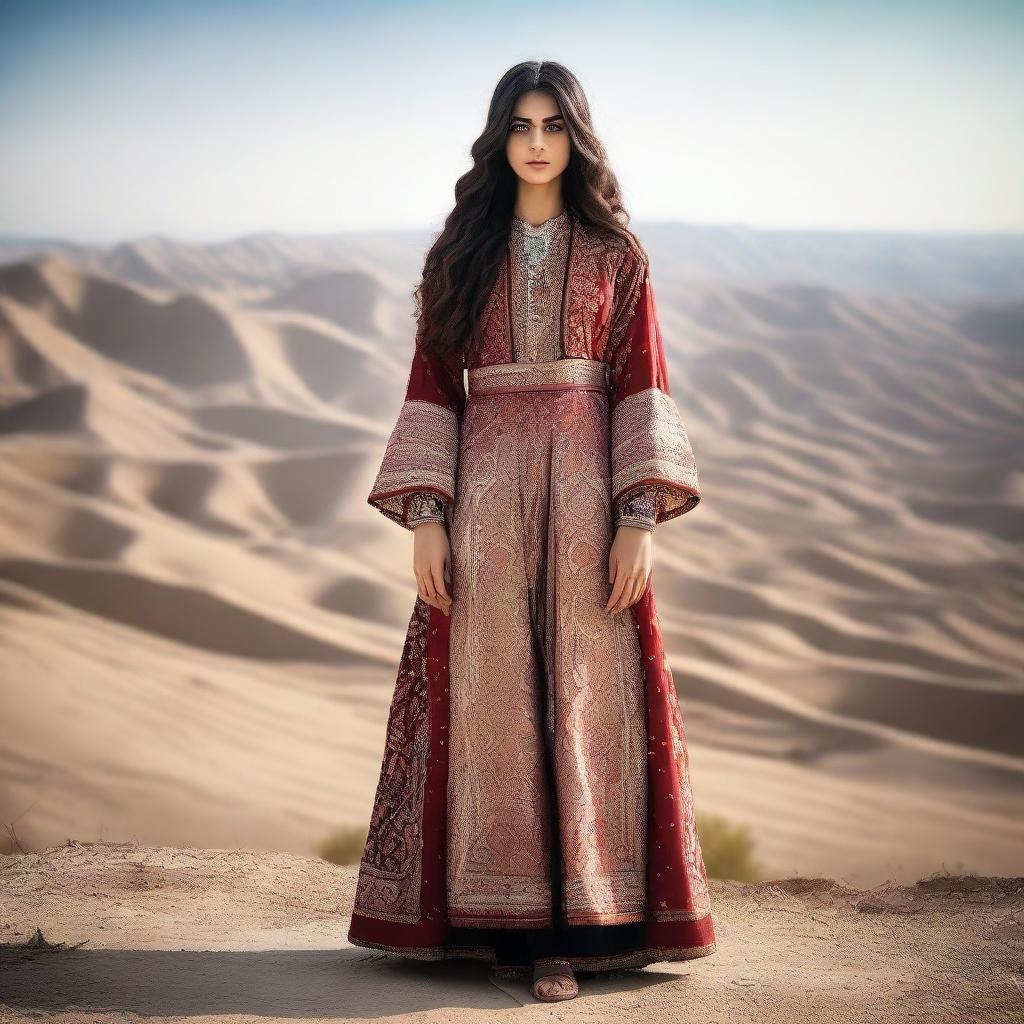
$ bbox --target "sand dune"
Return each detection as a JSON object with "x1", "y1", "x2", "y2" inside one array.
[
  {"x1": 258, "y1": 269, "x2": 389, "y2": 337},
  {"x1": 0, "y1": 226, "x2": 1021, "y2": 889},
  {"x1": 0, "y1": 257, "x2": 252, "y2": 388},
  {"x1": 6, "y1": 222, "x2": 1024, "y2": 300}
]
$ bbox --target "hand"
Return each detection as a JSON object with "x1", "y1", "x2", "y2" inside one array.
[
  {"x1": 413, "y1": 521, "x2": 453, "y2": 616},
  {"x1": 606, "y1": 525, "x2": 652, "y2": 614}
]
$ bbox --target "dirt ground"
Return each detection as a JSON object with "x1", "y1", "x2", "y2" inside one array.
[{"x1": 1, "y1": 840, "x2": 1022, "y2": 1023}]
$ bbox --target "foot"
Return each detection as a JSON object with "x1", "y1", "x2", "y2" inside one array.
[{"x1": 532, "y1": 958, "x2": 579, "y2": 1002}]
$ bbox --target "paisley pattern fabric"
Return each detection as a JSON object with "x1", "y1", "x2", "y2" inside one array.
[
  {"x1": 446, "y1": 358, "x2": 647, "y2": 927},
  {"x1": 350, "y1": 207, "x2": 714, "y2": 972},
  {"x1": 351, "y1": 595, "x2": 432, "y2": 922}
]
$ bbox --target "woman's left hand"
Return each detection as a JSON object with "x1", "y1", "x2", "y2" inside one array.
[{"x1": 606, "y1": 526, "x2": 653, "y2": 614}]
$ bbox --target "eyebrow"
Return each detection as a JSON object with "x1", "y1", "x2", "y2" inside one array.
[{"x1": 510, "y1": 113, "x2": 565, "y2": 124}]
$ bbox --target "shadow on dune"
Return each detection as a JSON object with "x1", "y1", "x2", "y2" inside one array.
[
  {"x1": 0, "y1": 384, "x2": 90, "y2": 435},
  {"x1": 0, "y1": 559, "x2": 359, "y2": 663}
]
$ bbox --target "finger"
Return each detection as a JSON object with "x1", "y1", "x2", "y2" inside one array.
[
  {"x1": 608, "y1": 567, "x2": 633, "y2": 614},
  {"x1": 627, "y1": 571, "x2": 647, "y2": 608},
  {"x1": 430, "y1": 560, "x2": 450, "y2": 602},
  {"x1": 415, "y1": 571, "x2": 437, "y2": 608},
  {"x1": 606, "y1": 562, "x2": 627, "y2": 611},
  {"x1": 431, "y1": 566, "x2": 452, "y2": 616},
  {"x1": 615, "y1": 570, "x2": 643, "y2": 613}
]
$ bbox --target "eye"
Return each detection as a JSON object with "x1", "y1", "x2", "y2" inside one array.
[{"x1": 508, "y1": 122, "x2": 564, "y2": 133}]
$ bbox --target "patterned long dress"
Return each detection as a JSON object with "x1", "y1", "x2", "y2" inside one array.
[{"x1": 349, "y1": 207, "x2": 716, "y2": 973}]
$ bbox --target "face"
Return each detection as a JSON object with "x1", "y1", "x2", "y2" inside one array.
[{"x1": 505, "y1": 89, "x2": 570, "y2": 185}]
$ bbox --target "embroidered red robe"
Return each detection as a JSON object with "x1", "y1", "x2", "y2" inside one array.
[{"x1": 349, "y1": 211, "x2": 716, "y2": 969}]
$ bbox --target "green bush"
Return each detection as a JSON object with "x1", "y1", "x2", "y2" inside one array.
[
  {"x1": 317, "y1": 824, "x2": 368, "y2": 866},
  {"x1": 697, "y1": 811, "x2": 764, "y2": 881}
]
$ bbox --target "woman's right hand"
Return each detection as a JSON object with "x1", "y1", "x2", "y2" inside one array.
[{"x1": 413, "y1": 521, "x2": 453, "y2": 615}]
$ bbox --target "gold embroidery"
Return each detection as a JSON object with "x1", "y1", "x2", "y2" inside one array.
[
  {"x1": 664, "y1": 660, "x2": 713, "y2": 916},
  {"x1": 508, "y1": 210, "x2": 571, "y2": 362},
  {"x1": 368, "y1": 399, "x2": 460, "y2": 529},
  {"x1": 473, "y1": 211, "x2": 632, "y2": 366},
  {"x1": 611, "y1": 387, "x2": 700, "y2": 522},
  {"x1": 614, "y1": 487, "x2": 659, "y2": 531},
  {"x1": 446, "y1": 359, "x2": 648, "y2": 927},
  {"x1": 468, "y1": 357, "x2": 607, "y2": 395},
  {"x1": 605, "y1": 246, "x2": 648, "y2": 360},
  {"x1": 352, "y1": 597, "x2": 431, "y2": 921},
  {"x1": 562, "y1": 217, "x2": 622, "y2": 359},
  {"x1": 406, "y1": 491, "x2": 448, "y2": 527}
]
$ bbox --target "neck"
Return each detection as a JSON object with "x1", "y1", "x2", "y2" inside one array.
[{"x1": 512, "y1": 188, "x2": 566, "y2": 228}]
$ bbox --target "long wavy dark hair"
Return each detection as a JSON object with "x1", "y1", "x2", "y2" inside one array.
[{"x1": 414, "y1": 60, "x2": 642, "y2": 361}]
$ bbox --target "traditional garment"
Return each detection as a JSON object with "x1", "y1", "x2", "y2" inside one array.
[
  {"x1": 405, "y1": 213, "x2": 658, "y2": 532},
  {"x1": 349, "y1": 207, "x2": 716, "y2": 972}
]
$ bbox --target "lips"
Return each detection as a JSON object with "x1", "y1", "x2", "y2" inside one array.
[{"x1": 527, "y1": 161, "x2": 549, "y2": 167}]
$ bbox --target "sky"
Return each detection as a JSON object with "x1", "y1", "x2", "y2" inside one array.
[{"x1": 1, "y1": 0, "x2": 1022, "y2": 243}]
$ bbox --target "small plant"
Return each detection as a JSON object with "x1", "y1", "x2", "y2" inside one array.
[
  {"x1": 317, "y1": 824, "x2": 368, "y2": 866},
  {"x1": 2, "y1": 814, "x2": 32, "y2": 855},
  {"x1": 697, "y1": 811, "x2": 764, "y2": 881}
]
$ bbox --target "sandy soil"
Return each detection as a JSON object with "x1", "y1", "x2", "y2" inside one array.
[{"x1": 1, "y1": 840, "x2": 1022, "y2": 1023}]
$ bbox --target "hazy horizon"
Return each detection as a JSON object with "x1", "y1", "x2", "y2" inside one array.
[
  {"x1": 1, "y1": 0, "x2": 1022, "y2": 243},
  {"x1": 5, "y1": 217, "x2": 1024, "y2": 250}
]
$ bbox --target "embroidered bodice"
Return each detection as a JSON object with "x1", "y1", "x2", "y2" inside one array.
[
  {"x1": 508, "y1": 208, "x2": 571, "y2": 362},
  {"x1": 406, "y1": 209, "x2": 659, "y2": 532}
]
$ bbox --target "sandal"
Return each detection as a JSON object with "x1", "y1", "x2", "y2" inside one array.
[{"x1": 532, "y1": 958, "x2": 579, "y2": 1002}]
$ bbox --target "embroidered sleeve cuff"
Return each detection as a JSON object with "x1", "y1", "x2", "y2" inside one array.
[
  {"x1": 614, "y1": 486, "x2": 658, "y2": 531},
  {"x1": 406, "y1": 490, "x2": 449, "y2": 528}
]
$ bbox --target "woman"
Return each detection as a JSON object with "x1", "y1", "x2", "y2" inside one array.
[{"x1": 348, "y1": 60, "x2": 716, "y2": 1003}]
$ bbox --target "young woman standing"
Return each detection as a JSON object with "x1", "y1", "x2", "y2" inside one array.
[{"x1": 349, "y1": 60, "x2": 716, "y2": 1003}]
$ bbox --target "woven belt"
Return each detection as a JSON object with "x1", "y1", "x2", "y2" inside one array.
[{"x1": 467, "y1": 358, "x2": 608, "y2": 397}]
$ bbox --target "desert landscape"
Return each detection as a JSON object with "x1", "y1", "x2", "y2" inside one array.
[
  {"x1": 3, "y1": 2, "x2": 1021, "y2": 1018},
  {"x1": 1, "y1": 222, "x2": 1022, "y2": 897}
]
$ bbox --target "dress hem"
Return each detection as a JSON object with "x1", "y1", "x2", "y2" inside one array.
[{"x1": 348, "y1": 932, "x2": 718, "y2": 972}]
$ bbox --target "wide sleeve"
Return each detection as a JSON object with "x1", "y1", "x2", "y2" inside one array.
[
  {"x1": 605, "y1": 247, "x2": 701, "y2": 525},
  {"x1": 367, "y1": 326, "x2": 465, "y2": 531}
]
